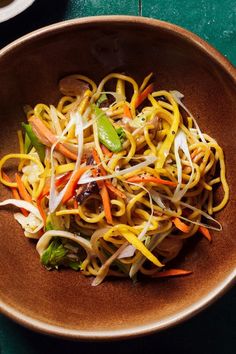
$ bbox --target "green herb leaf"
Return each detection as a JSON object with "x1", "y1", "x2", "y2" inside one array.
[
  {"x1": 68, "y1": 261, "x2": 81, "y2": 271},
  {"x1": 41, "y1": 238, "x2": 68, "y2": 269}
]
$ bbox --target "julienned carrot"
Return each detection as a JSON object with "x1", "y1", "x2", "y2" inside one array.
[
  {"x1": 105, "y1": 181, "x2": 126, "y2": 199},
  {"x1": 101, "y1": 144, "x2": 113, "y2": 158},
  {"x1": 127, "y1": 176, "x2": 177, "y2": 187},
  {"x1": 100, "y1": 183, "x2": 113, "y2": 225},
  {"x1": 36, "y1": 198, "x2": 46, "y2": 225},
  {"x1": 92, "y1": 149, "x2": 113, "y2": 225},
  {"x1": 199, "y1": 226, "x2": 212, "y2": 242},
  {"x1": 62, "y1": 166, "x2": 92, "y2": 204},
  {"x1": 29, "y1": 116, "x2": 77, "y2": 161},
  {"x1": 151, "y1": 269, "x2": 192, "y2": 278},
  {"x1": 2, "y1": 171, "x2": 28, "y2": 216},
  {"x1": 92, "y1": 149, "x2": 106, "y2": 176},
  {"x1": 123, "y1": 103, "x2": 132, "y2": 118},
  {"x1": 173, "y1": 217, "x2": 190, "y2": 233},
  {"x1": 135, "y1": 83, "x2": 154, "y2": 108},
  {"x1": 39, "y1": 172, "x2": 72, "y2": 199},
  {"x1": 15, "y1": 173, "x2": 32, "y2": 203},
  {"x1": 56, "y1": 143, "x2": 78, "y2": 161}
]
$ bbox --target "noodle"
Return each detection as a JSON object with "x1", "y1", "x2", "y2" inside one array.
[{"x1": 0, "y1": 73, "x2": 229, "y2": 285}]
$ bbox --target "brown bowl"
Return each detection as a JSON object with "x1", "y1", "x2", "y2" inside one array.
[{"x1": 0, "y1": 16, "x2": 235, "y2": 340}]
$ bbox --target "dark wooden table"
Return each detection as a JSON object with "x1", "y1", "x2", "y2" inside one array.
[{"x1": 0, "y1": 1, "x2": 235, "y2": 353}]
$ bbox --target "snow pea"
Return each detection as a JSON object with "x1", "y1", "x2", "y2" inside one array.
[
  {"x1": 22, "y1": 123, "x2": 45, "y2": 163},
  {"x1": 93, "y1": 105, "x2": 122, "y2": 152}
]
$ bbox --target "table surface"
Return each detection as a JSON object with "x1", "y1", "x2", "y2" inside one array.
[{"x1": 0, "y1": 1, "x2": 235, "y2": 353}]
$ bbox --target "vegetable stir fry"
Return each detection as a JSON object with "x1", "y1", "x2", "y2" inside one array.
[{"x1": 0, "y1": 73, "x2": 229, "y2": 285}]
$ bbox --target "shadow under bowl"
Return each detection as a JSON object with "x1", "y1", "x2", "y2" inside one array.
[{"x1": 0, "y1": 16, "x2": 235, "y2": 340}]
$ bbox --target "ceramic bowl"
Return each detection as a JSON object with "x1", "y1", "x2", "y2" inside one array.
[{"x1": 0, "y1": 16, "x2": 235, "y2": 340}]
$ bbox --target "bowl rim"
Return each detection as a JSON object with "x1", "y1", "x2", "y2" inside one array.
[{"x1": 0, "y1": 15, "x2": 236, "y2": 341}]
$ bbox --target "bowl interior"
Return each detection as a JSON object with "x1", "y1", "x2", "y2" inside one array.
[{"x1": 0, "y1": 17, "x2": 235, "y2": 339}]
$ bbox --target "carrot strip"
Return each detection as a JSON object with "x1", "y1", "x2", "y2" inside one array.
[
  {"x1": 151, "y1": 269, "x2": 192, "y2": 278},
  {"x1": 36, "y1": 198, "x2": 46, "y2": 225},
  {"x1": 191, "y1": 148, "x2": 201, "y2": 159},
  {"x1": 56, "y1": 143, "x2": 78, "y2": 161},
  {"x1": 15, "y1": 173, "x2": 32, "y2": 203},
  {"x1": 29, "y1": 116, "x2": 77, "y2": 160},
  {"x1": 39, "y1": 172, "x2": 72, "y2": 199},
  {"x1": 92, "y1": 149, "x2": 113, "y2": 224},
  {"x1": 123, "y1": 103, "x2": 132, "y2": 118},
  {"x1": 173, "y1": 217, "x2": 190, "y2": 233},
  {"x1": 135, "y1": 83, "x2": 154, "y2": 108},
  {"x1": 101, "y1": 144, "x2": 113, "y2": 158},
  {"x1": 199, "y1": 226, "x2": 212, "y2": 242},
  {"x1": 105, "y1": 181, "x2": 126, "y2": 199},
  {"x1": 2, "y1": 171, "x2": 28, "y2": 216},
  {"x1": 92, "y1": 148, "x2": 106, "y2": 176},
  {"x1": 74, "y1": 199, "x2": 79, "y2": 209},
  {"x1": 62, "y1": 166, "x2": 92, "y2": 204},
  {"x1": 100, "y1": 183, "x2": 113, "y2": 225},
  {"x1": 127, "y1": 176, "x2": 177, "y2": 187}
]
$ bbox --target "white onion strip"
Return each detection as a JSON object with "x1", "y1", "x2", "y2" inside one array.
[
  {"x1": 129, "y1": 230, "x2": 170, "y2": 278},
  {"x1": 49, "y1": 112, "x2": 83, "y2": 213},
  {"x1": 0, "y1": 199, "x2": 42, "y2": 220},
  {"x1": 36, "y1": 230, "x2": 94, "y2": 257},
  {"x1": 78, "y1": 155, "x2": 157, "y2": 185},
  {"x1": 150, "y1": 190, "x2": 222, "y2": 231},
  {"x1": 170, "y1": 90, "x2": 206, "y2": 143},
  {"x1": 173, "y1": 130, "x2": 194, "y2": 202}
]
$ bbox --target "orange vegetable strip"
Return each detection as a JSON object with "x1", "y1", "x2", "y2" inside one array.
[
  {"x1": 39, "y1": 172, "x2": 72, "y2": 199},
  {"x1": 173, "y1": 217, "x2": 190, "y2": 233},
  {"x1": 100, "y1": 183, "x2": 113, "y2": 225},
  {"x1": 56, "y1": 143, "x2": 78, "y2": 161},
  {"x1": 123, "y1": 103, "x2": 132, "y2": 118},
  {"x1": 36, "y1": 198, "x2": 46, "y2": 225},
  {"x1": 105, "y1": 181, "x2": 126, "y2": 199},
  {"x1": 2, "y1": 172, "x2": 28, "y2": 216},
  {"x1": 101, "y1": 144, "x2": 113, "y2": 158},
  {"x1": 29, "y1": 116, "x2": 77, "y2": 160},
  {"x1": 92, "y1": 148, "x2": 106, "y2": 176},
  {"x1": 126, "y1": 176, "x2": 177, "y2": 187},
  {"x1": 151, "y1": 269, "x2": 192, "y2": 278},
  {"x1": 92, "y1": 149, "x2": 113, "y2": 224},
  {"x1": 199, "y1": 226, "x2": 212, "y2": 242},
  {"x1": 135, "y1": 83, "x2": 154, "y2": 108},
  {"x1": 62, "y1": 166, "x2": 92, "y2": 204},
  {"x1": 74, "y1": 199, "x2": 79, "y2": 209},
  {"x1": 191, "y1": 148, "x2": 201, "y2": 159},
  {"x1": 15, "y1": 173, "x2": 32, "y2": 203}
]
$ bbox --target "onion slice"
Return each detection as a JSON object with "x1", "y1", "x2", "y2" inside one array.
[
  {"x1": 78, "y1": 155, "x2": 157, "y2": 185},
  {"x1": 172, "y1": 130, "x2": 194, "y2": 202},
  {"x1": 0, "y1": 199, "x2": 42, "y2": 220},
  {"x1": 170, "y1": 90, "x2": 206, "y2": 143},
  {"x1": 49, "y1": 111, "x2": 84, "y2": 213},
  {"x1": 36, "y1": 230, "x2": 94, "y2": 257},
  {"x1": 150, "y1": 190, "x2": 222, "y2": 231}
]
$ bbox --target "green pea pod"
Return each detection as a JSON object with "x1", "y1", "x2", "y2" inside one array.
[
  {"x1": 22, "y1": 123, "x2": 45, "y2": 163},
  {"x1": 93, "y1": 105, "x2": 122, "y2": 152}
]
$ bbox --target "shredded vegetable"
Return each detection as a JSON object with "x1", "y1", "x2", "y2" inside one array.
[{"x1": 0, "y1": 72, "x2": 229, "y2": 285}]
